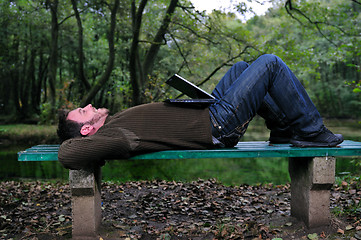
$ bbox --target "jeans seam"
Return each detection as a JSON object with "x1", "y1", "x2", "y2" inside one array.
[
  {"x1": 221, "y1": 102, "x2": 242, "y2": 132},
  {"x1": 234, "y1": 118, "x2": 251, "y2": 136},
  {"x1": 262, "y1": 100, "x2": 289, "y2": 127},
  {"x1": 209, "y1": 110, "x2": 221, "y2": 137}
]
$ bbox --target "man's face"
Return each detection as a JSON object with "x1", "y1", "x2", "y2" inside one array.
[{"x1": 67, "y1": 104, "x2": 109, "y2": 124}]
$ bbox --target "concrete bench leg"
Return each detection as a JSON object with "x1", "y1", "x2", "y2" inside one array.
[
  {"x1": 288, "y1": 157, "x2": 335, "y2": 228},
  {"x1": 69, "y1": 167, "x2": 102, "y2": 239}
]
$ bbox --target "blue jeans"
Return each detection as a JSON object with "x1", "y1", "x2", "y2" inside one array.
[{"x1": 209, "y1": 54, "x2": 323, "y2": 147}]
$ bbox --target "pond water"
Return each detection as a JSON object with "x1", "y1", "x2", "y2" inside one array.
[{"x1": 1, "y1": 145, "x2": 360, "y2": 185}]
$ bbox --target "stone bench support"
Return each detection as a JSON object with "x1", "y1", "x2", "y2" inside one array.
[
  {"x1": 69, "y1": 167, "x2": 102, "y2": 239},
  {"x1": 68, "y1": 157, "x2": 337, "y2": 238},
  {"x1": 289, "y1": 156, "x2": 336, "y2": 228}
]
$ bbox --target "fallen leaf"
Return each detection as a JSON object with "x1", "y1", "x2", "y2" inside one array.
[
  {"x1": 346, "y1": 225, "x2": 354, "y2": 231},
  {"x1": 307, "y1": 233, "x2": 318, "y2": 240},
  {"x1": 58, "y1": 215, "x2": 66, "y2": 222},
  {"x1": 57, "y1": 230, "x2": 68, "y2": 236}
]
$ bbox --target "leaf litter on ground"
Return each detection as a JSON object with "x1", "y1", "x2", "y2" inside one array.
[{"x1": 0, "y1": 178, "x2": 360, "y2": 239}]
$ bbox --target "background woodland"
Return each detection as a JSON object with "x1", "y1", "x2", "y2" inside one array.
[{"x1": 0, "y1": 0, "x2": 360, "y2": 123}]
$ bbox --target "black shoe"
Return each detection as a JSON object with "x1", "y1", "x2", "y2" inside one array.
[
  {"x1": 290, "y1": 126, "x2": 343, "y2": 147},
  {"x1": 269, "y1": 126, "x2": 293, "y2": 144}
]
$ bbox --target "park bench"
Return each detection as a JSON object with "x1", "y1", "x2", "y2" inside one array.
[{"x1": 18, "y1": 140, "x2": 361, "y2": 239}]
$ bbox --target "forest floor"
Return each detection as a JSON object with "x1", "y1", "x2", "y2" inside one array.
[{"x1": 1, "y1": 178, "x2": 361, "y2": 240}]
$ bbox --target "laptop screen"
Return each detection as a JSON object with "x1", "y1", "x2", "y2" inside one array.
[{"x1": 166, "y1": 74, "x2": 215, "y2": 100}]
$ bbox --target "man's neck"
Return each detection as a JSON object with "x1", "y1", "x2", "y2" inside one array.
[{"x1": 88, "y1": 114, "x2": 108, "y2": 136}]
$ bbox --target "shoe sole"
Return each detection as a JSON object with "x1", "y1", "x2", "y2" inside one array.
[
  {"x1": 269, "y1": 137, "x2": 291, "y2": 144},
  {"x1": 290, "y1": 139, "x2": 343, "y2": 148}
]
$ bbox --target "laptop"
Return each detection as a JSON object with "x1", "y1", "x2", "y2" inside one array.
[{"x1": 164, "y1": 74, "x2": 216, "y2": 107}]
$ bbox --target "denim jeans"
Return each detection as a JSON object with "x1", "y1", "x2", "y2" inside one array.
[{"x1": 209, "y1": 54, "x2": 323, "y2": 147}]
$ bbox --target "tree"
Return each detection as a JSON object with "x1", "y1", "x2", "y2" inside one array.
[
  {"x1": 246, "y1": 0, "x2": 361, "y2": 117},
  {"x1": 46, "y1": 0, "x2": 59, "y2": 121},
  {"x1": 70, "y1": 0, "x2": 91, "y2": 91},
  {"x1": 3, "y1": 0, "x2": 360, "y2": 122},
  {"x1": 78, "y1": 0, "x2": 120, "y2": 107},
  {"x1": 283, "y1": 0, "x2": 361, "y2": 115},
  {"x1": 129, "y1": 0, "x2": 178, "y2": 105}
]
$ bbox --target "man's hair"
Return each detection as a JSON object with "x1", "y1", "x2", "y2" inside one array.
[{"x1": 57, "y1": 109, "x2": 83, "y2": 142}]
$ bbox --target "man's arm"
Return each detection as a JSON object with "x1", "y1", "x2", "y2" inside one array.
[{"x1": 58, "y1": 129, "x2": 134, "y2": 170}]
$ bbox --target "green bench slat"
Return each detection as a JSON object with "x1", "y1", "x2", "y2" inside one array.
[
  {"x1": 17, "y1": 140, "x2": 361, "y2": 162},
  {"x1": 133, "y1": 140, "x2": 361, "y2": 159}
]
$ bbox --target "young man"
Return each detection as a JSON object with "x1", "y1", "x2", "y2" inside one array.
[{"x1": 57, "y1": 54, "x2": 343, "y2": 170}]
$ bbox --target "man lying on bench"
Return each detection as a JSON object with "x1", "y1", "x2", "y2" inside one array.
[{"x1": 56, "y1": 54, "x2": 343, "y2": 170}]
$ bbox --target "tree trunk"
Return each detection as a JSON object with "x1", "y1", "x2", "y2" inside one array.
[
  {"x1": 80, "y1": 0, "x2": 120, "y2": 107},
  {"x1": 47, "y1": 0, "x2": 59, "y2": 119},
  {"x1": 20, "y1": 47, "x2": 37, "y2": 119},
  {"x1": 10, "y1": 36, "x2": 21, "y2": 118},
  {"x1": 71, "y1": 0, "x2": 91, "y2": 90},
  {"x1": 130, "y1": 0, "x2": 148, "y2": 106},
  {"x1": 143, "y1": 0, "x2": 178, "y2": 76},
  {"x1": 32, "y1": 49, "x2": 45, "y2": 114},
  {"x1": 19, "y1": 42, "x2": 29, "y2": 119},
  {"x1": 130, "y1": 0, "x2": 178, "y2": 106},
  {"x1": 28, "y1": 48, "x2": 37, "y2": 114}
]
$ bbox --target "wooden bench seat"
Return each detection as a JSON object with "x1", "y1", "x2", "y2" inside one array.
[{"x1": 18, "y1": 140, "x2": 361, "y2": 238}]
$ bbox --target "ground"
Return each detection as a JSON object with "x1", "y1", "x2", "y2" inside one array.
[{"x1": 1, "y1": 179, "x2": 361, "y2": 240}]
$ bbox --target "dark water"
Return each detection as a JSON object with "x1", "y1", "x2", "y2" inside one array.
[
  {"x1": 0, "y1": 146, "x2": 68, "y2": 180},
  {"x1": 1, "y1": 145, "x2": 360, "y2": 185}
]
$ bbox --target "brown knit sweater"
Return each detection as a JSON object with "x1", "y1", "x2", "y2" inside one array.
[{"x1": 58, "y1": 102, "x2": 214, "y2": 170}]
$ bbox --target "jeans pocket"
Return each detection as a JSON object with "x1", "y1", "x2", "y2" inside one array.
[
  {"x1": 219, "y1": 119, "x2": 251, "y2": 147},
  {"x1": 220, "y1": 131, "x2": 241, "y2": 147}
]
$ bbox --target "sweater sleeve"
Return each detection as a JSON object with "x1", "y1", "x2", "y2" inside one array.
[{"x1": 58, "y1": 128, "x2": 136, "y2": 170}]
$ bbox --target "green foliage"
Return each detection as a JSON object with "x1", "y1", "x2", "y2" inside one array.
[
  {"x1": 0, "y1": 0, "x2": 360, "y2": 121},
  {"x1": 245, "y1": 0, "x2": 361, "y2": 118},
  {"x1": 39, "y1": 102, "x2": 54, "y2": 125}
]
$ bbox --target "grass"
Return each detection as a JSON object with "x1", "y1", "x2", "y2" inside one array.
[
  {"x1": 0, "y1": 124, "x2": 59, "y2": 146},
  {"x1": 102, "y1": 157, "x2": 291, "y2": 185}
]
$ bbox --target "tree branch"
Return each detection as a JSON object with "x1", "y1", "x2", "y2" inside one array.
[
  {"x1": 169, "y1": 33, "x2": 192, "y2": 74},
  {"x1": 175, "y1": 46, "x2": 254, "y2": 99},
  {"x1": 171, "y1": 21, "x2": 220, "y2": 45},
  {"x1": 177, "y1": 2, "x2": 212, "y2": 31},
  {"x1": 285, "y1": 0, "x2": 338, "y2": 47},
  {"x1": 58, "y1": 8, "x2": 87, "y2": 26},
  {"x1": 197, "y1": 46, "x2": 253, "y2": 87}
]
